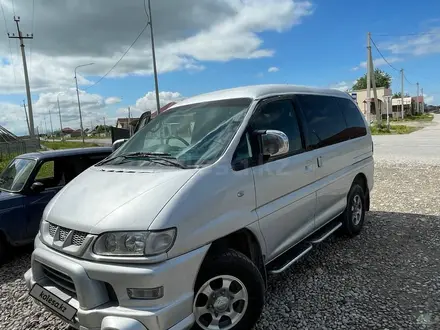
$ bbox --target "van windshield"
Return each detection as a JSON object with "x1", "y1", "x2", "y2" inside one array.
[
  {"x1": 0, "y1": 158, "x2": 36, "y2": 192},
  {"x1": 109, "y1": 98, "x2": 252, "y2": 168}
]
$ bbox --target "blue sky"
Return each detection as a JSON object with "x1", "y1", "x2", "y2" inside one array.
[{"x1": 1, "y1": 0, "x2": 439, "y2": 135}]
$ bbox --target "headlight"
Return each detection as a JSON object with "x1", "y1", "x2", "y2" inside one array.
[{"x1": 93, "y1": 228, "x2": 177, "y2": 257}]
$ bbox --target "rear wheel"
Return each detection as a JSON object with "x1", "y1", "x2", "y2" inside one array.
[
  {"x1": 340, "y1": 183, "x2": 366, "y2": 236},
  {"x1": 192, "y1": 249, "x2": 265, "y2": 330}
]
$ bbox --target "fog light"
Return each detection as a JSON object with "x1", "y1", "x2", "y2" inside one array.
[{"x1": 127, "y1": 287, "x2": 164, "y2": 300}]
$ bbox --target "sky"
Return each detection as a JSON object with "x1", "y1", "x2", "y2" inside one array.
[{"x1": 0, "y1": 0, "x2": 439, "y2": 136}]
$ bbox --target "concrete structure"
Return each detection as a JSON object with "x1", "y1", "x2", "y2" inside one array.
[{"x1": 352, "y1": 87, "x2": 393, "y2": 122}]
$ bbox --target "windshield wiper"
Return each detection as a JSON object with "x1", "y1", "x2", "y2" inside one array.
[{"x1": 96, "y1": 152, "x2": 187, "y2": 169}]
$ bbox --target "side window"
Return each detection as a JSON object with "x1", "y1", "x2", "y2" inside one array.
[
  {"x1": 250, "y1": 99, "x2": 303, "y2": 155},
  {"x1": 338, "y1": 98, "x2": 367, "y2": 139},
  {"x1": 232, "y1": 132, "x2": 252, "y2": 165},
  {"x1": 297, "y1": 95, "x2": 348, "y2": 148},
  {"x1": 34, "y1": 160, "x2": 65, "y2": 188}
]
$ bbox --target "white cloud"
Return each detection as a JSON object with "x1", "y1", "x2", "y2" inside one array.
[
  {"x1": 105, "y1": 97, "x2": 122, "y2": 105},
  {"x1": 423, "y1": 94, "x2": 434, "y2": 104},
  {"x1": 329, "y1": 81, "x2": 350, "y2": 92},
  {"x1": 268, "y1": 66, "x2": 279, "y2": 73},
  {"x1": 0, "y1": 0, "x2": 313, "y2": 95},
  {"x1": 116, "y1": 91, "x2": 185, "y2": 119},
  {"x1": 352, "y1": 57, "x2": 402, "y2": 71},
  {"x1": 382, "y1": 27, "x2": 440, "y2": 56}
]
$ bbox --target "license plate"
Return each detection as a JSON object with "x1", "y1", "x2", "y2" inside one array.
[{"x1": 29, "y1": 284, "x2": 77, "y2": 321}]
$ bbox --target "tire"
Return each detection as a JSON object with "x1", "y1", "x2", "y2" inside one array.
[
  {"x1": 340, "y1": 183, "x2": 366, "y2": 237},
  {"x1": 192, "y1": 249, "x2": 265, "y2": 330}
]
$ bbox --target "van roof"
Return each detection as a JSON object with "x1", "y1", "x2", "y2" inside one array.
[{"x1": 173, "y1": 84, "x2": 352, "y2": 107}]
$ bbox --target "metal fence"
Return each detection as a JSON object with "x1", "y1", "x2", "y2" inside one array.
[{"x1": 0, "y1": 125, "x2": 40, "y2": 161}]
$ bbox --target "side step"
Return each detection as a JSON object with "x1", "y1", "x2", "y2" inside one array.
[
  {"x1": 268, "y1": 244, "x2": 313, "y2": 274},
  {"x1": 307, "y1": 221, "x2": 342, "y2": 244},
  {"x1": 267, "y1": 220, "x2": 343, "y2": 275}
]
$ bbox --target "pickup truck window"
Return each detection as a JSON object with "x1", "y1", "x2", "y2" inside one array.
[{"x1": 0, "y1": 158, "x2": 36, "y2": 192}]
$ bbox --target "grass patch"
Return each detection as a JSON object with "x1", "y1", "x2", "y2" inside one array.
[
  {"x1": 43, "y1": 141, "x2": 99, "y2": 150},
  {"x1": 0, "y1": 154, "x2": 18, "y2": 172},
  {"x1": 370, "y1": 124, "x2": 420, "y2": 135},
  {"x1": 391, "y1": 113, "x2": 434, "y2": 122}
]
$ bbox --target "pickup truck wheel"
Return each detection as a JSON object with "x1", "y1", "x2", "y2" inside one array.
[
  {"x1": 341, "y1": 183, "x2": 366, "y2": 237},
  {"x1": 192, "y1": 249, "x2": 264, "y2": 330}
]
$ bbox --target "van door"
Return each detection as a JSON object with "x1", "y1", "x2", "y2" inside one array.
[
  {"x1": 296, "y1": 94, "x2": 353, "y2": 230},
  {"x1": 249, "y1": 98, "x2": 317, "y2": 262}
]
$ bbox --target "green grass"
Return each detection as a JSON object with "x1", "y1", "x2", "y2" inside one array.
[
  {"x1": 391, "y1": 113, "x2": 434, "y2": 122},
  {"x1": 370, "y1": 124, "x2": 420, "y2": 135},
  {"x1": 43, "y1": 141, "x2": 99, "y2": 150},
  {"x1": 0, "y1": 154, "x2": 18, "y2": 172}
]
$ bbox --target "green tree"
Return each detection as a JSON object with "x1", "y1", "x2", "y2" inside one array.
[
  {"x1": 392, "y1": 92, "x2": 410, "y2": 99},
  {"x1": 352, "y1": 69, "x2": 392, "y2": 90}
]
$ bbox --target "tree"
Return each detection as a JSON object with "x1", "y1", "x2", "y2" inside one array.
[
  {"x1": 392, "y1": 92, "x2": 410, "y2": 99},
  {"x1": 352, "y1": 69, "x2": 392, "y2": 90}
]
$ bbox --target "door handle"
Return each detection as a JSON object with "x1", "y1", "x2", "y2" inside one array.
[{"x1": 317, "y1": 156, "x2": 323, "y2": 168}]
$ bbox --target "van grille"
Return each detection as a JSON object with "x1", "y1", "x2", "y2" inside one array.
[
  {"x1": 41, "y1": 264, "x2": 76, "y2": 296},
  {"x1": 48, "y1": 223, "x2": 88, "y2": 247}
]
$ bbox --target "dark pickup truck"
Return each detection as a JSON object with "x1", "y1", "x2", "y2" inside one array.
[{"x1": 0, "y1": 147, "x2": 112, "y2": 262}]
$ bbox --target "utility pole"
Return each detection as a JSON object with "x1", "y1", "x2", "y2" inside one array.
[
  {"x1": 22, "y1": 100, "x2": 30, "y2": 136},
  {"x1": 401, "y1": 69, "x2": 404, "y2": 119},
  {"x1": 103, "y1": 117, "x2": 107, "y2": 137},
  {"x1": 8, "y1": 17, "x2": 35, "y2": 137},
  {"x1": 366, "y1": 32, "x2": 371, "y2": 124},
  {"x1": 74, "y1": 63, "x2": 94, "y2": 145},
  {"x1": 416, "y1": 82, "x2": 420, "y2": 114},
  {"x1": 48, "y1": 109, "x2": 54, "y2": 142},
  {"x1": 57, "y1": 93, "x2": 64, "y2": 141},
  {"x1": 43, "y1": 115, "x2": 48, "y2": 138},
  {"x1": 128, "y1": 106, "x2": 132, "y2": 137},
  {"x1": 147, "y1": 0, "x2": 161, "y2": 115},
  {"x1": 367, "y1": 32, "x2": 381, "y2": 126},
  {"x1": 421, "y1": 88, "x2": 424, "y2": 113}
]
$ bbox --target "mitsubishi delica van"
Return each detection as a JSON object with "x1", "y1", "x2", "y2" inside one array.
[{"x1": 25, "y1": 84, "x2": 374, "y2": 330}]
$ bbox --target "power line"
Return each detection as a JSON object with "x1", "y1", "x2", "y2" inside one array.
[
  {"x1": 85, "y1": 22, "x2": 149, "y2": 91},
  {"x1": 0, "y1": 1, "x2": 16, "y2": 83},
  {"x1": 369, "y1": 36, "x2": 400, "y2": 72},
  {"x1": 373, "y1": 32, "x2": 440, "y2": 37},
  {"x1": 404, "y1": 73, "x2": 414, "y2": 85},
  {"x1": 143, "y1": 0, "x2": 150, "y2": 21}
]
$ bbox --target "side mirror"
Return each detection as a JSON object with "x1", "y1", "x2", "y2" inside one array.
[
  {"x1": 112, "y1": 139, "x2": 128, "y2": 152},
  {"x1": 260, "y1": 130, "x2": 289, "y2": 157},
  {"x1": 31, "y1": 181, "x2": 45, "y2": 193}
]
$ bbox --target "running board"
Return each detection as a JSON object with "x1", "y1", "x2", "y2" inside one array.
[
  {"x1": 268, "y1": 244, "x2": 313, "y2": 274},
  {"x1": 307, "y1": 221, "x2": 342, "y2": 244}
]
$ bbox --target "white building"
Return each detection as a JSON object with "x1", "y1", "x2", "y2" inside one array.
[{"x1": 351, "y1": 87, "x2": 394, "y2": 121}]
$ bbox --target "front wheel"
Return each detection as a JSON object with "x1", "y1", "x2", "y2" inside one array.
[{"x1": 192, "y1": 249, "x2": 265, "y2": 330}]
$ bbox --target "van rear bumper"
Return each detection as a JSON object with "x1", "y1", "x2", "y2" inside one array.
[{"x1": 24, "y1": 237, "x2": 209, "y2": 330}]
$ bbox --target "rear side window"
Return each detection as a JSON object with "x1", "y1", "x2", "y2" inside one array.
[
  {"x1": 338, "y1": 98, "x2": 367, "y2": 139},
  {"x1": 297, "y1": 95, "x2": 348, "y2": 148}
]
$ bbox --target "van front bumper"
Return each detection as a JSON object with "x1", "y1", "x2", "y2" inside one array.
[{"x1": 24, "y1": 237, "x2": 209, "y2": 330}]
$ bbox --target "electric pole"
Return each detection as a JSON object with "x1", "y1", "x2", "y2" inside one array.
[
  {"x1": 57, "y1": 93, "x2": 64, "y2": 141},
  {"x1": 103, "y1": 117, "x2": 107, "y2": 136},
  {"x1": 401, "y1": 69, "x2": 404, "y2": 119},
  {"x1": 8, "y1": 17, "x2": 35, "y2": 137},
  {"x1": 48, "y1": 109, "x2": 54, "y2": 142},
  {"x1": 366, "y1": 32, "x2": 371, "y2": 124},
  {"x1": 421, "y1": 88, "x2": 424, "y2": 113},
  {"x1": 416, "y1": 82, "x2": 420, "y2": 114},
  {"x1": 367, "y1": 33, "x2": 380, "y2": 126},
  {"x1": 147, "y1": 0, "x2": 161, "y2": 115},
  {"x1": 22, "y1": 100, "x2": 30, "y2": 136},
  {"x1": 128, "y1": 106, "x2": 131, "y2": 137},
  {"x1": 74, "y1": 63, "x2": 94, "y2": 145}
]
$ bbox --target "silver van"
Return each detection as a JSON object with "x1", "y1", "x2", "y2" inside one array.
[{"x1": 25, "y1": 84, "x2": 374, "y2": 330}]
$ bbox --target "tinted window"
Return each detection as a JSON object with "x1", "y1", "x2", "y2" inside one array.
[
  {"x1": 338, "y1": 98, "x2": 367, "y2": 139},
  {"x1": 297, "y1": 95, "x2": 348, "y2": 148},
  {"x1": 250, "y1": 99, "x2": 303, "y2": 154},
  {"x1": 34, "y1": 160, "x2": 66, "y2": 188}
]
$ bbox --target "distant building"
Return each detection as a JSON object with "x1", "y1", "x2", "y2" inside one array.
[
  {"x1": 352, "y1": 87, "x2": 393, "y2": 121},
  {"x1": 115, "y1": 118, "x2": 139, "y2": 129}
]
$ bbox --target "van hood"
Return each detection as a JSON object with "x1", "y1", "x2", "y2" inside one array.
[{"x1": 43, "y1": 166, "x2": 197, "y2": 234}]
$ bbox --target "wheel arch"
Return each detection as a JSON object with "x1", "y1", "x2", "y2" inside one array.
[
  {"x1": 205, "y1": 228, "x2": 267, "y2": 288},
  {"x1": 353, "y1": 172, "x2": 370, "y2": 211}
]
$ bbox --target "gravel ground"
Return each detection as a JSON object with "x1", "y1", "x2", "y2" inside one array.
[{"x1": 1, "y1": 159, "x2": 440, "y2": 330}]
